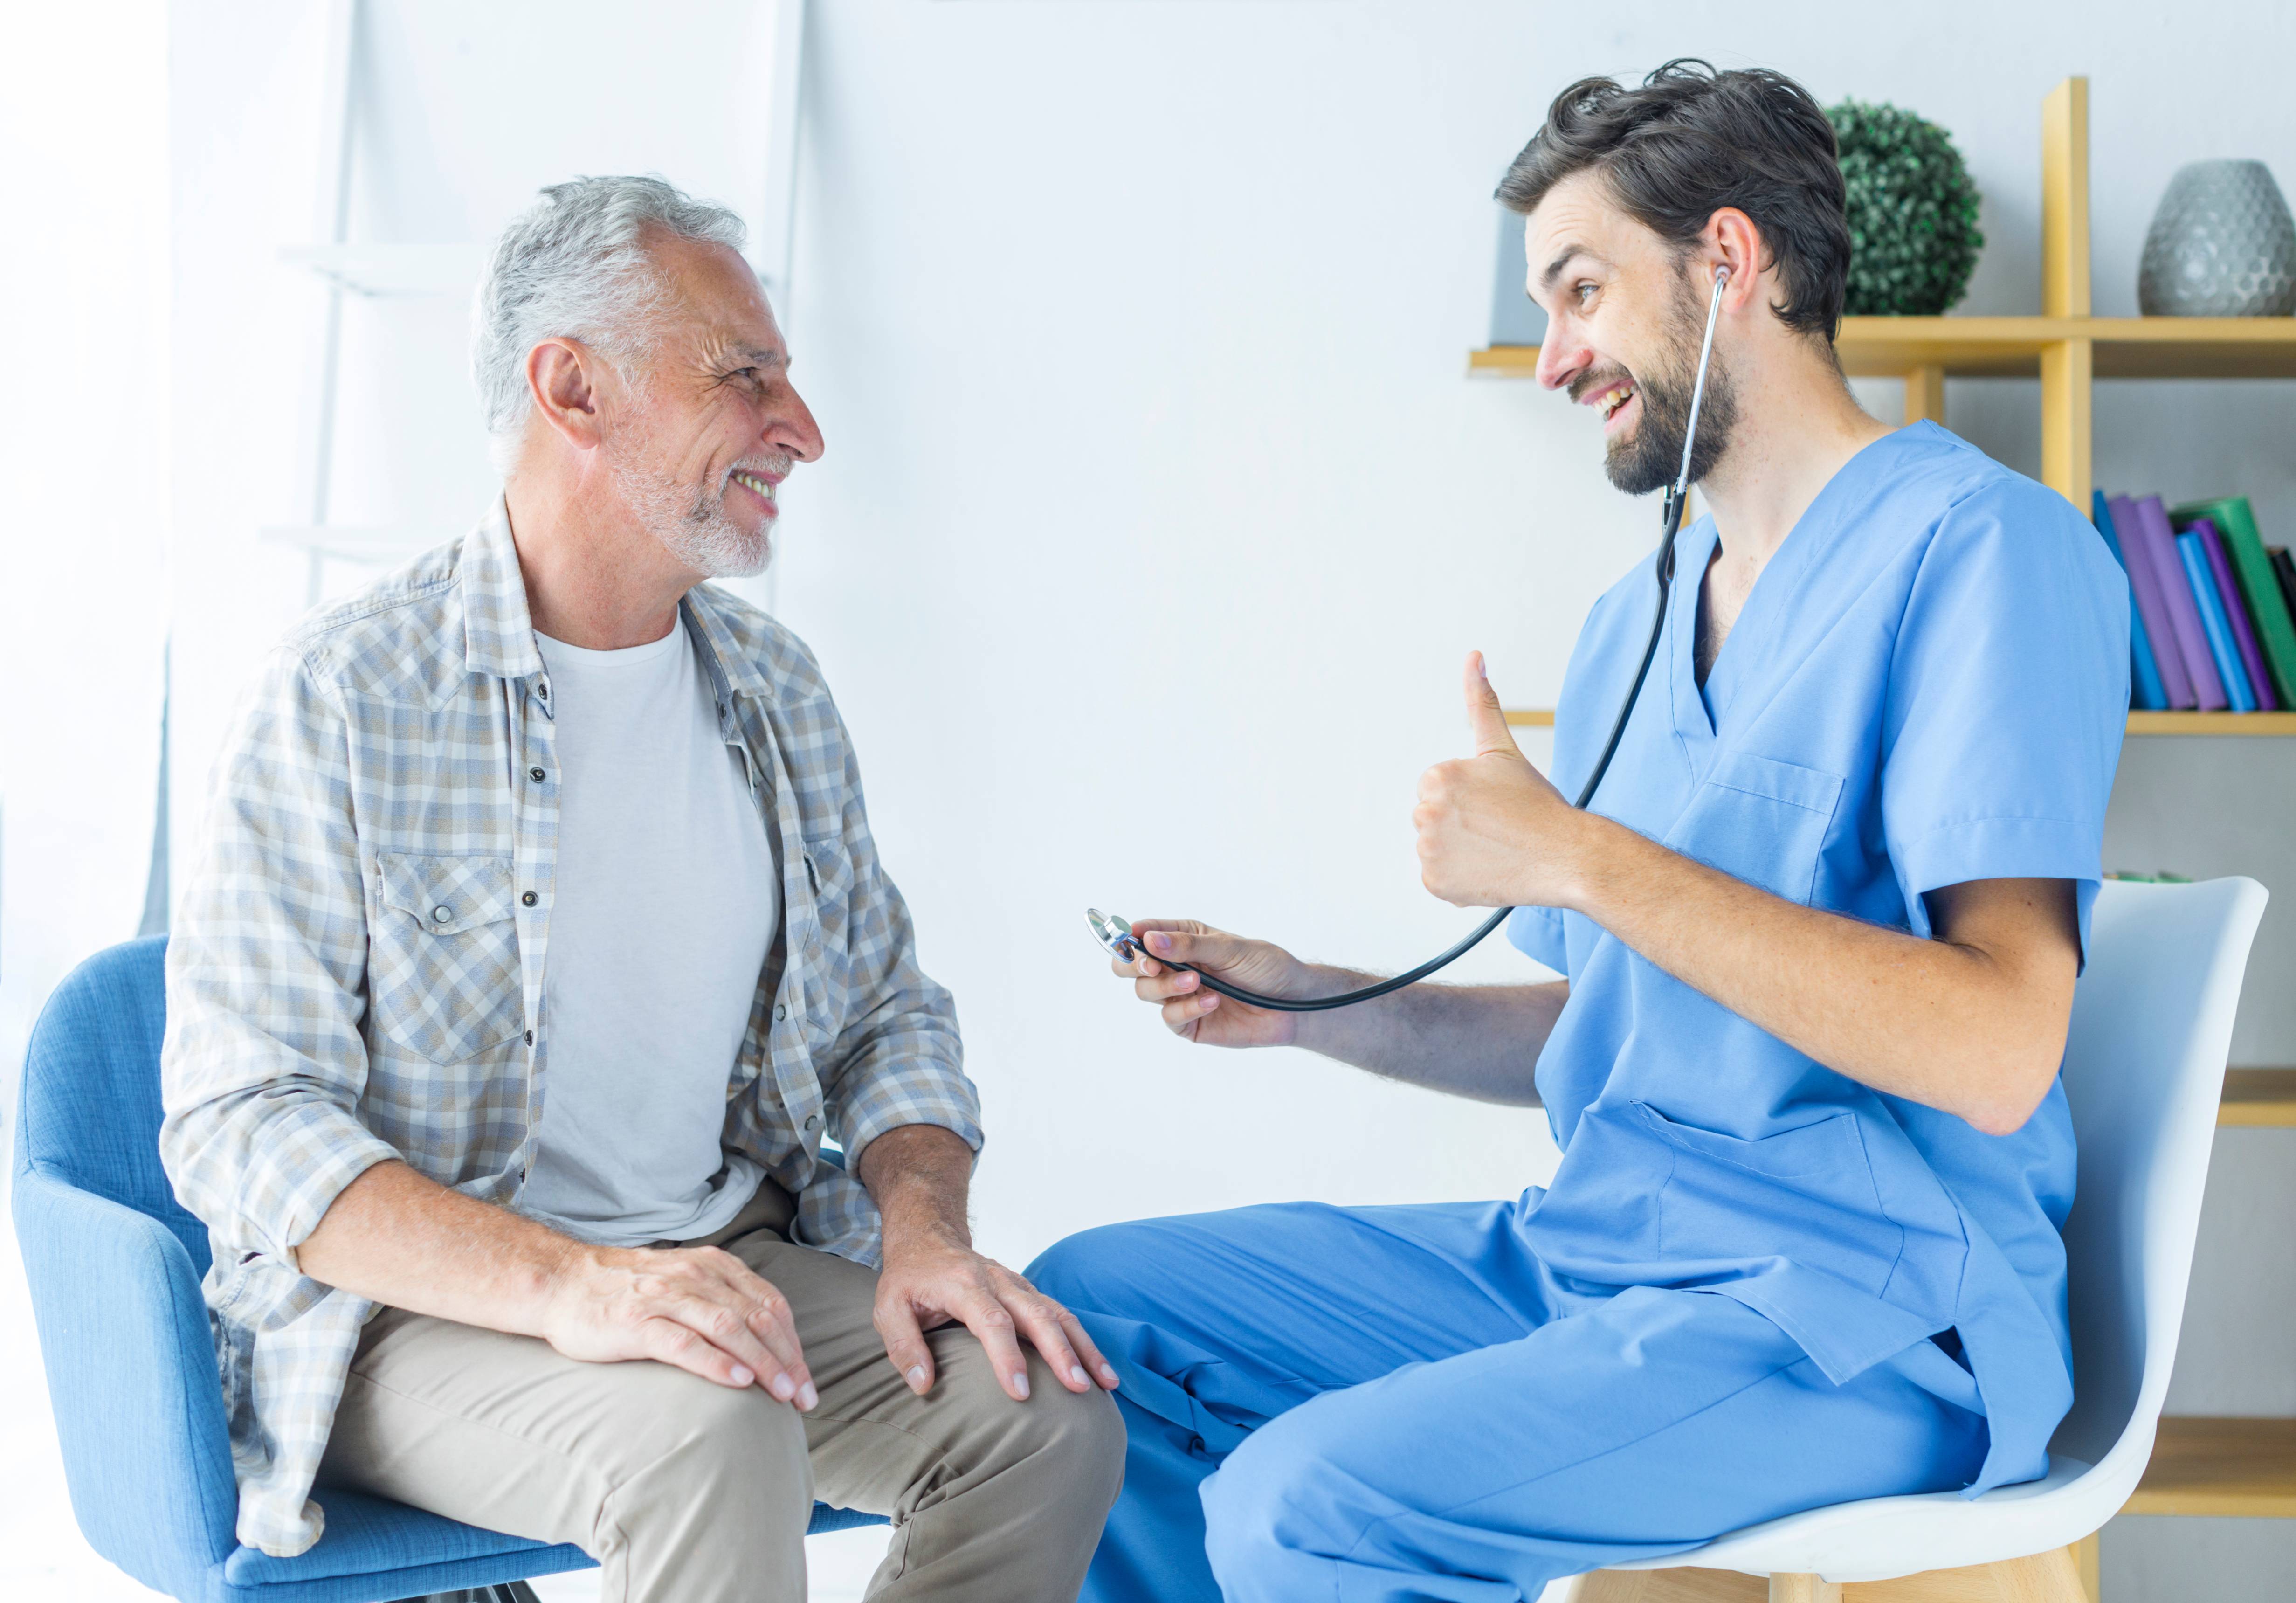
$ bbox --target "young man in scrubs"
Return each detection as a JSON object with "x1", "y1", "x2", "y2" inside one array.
[{"x1": 1028, "y1": 61, "x2": 2129, "y2": 1603}]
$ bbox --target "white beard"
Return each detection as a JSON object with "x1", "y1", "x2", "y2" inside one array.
[{"x1": 608, "y1": 443, "x2": 773, "y2": 579}]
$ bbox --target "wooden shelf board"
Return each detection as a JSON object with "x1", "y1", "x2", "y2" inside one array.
[
  {"x1": 1471, "y1": 318, "x2": 2296, "y2": 383},
  {"x1": 1506, "y1": 709, "x2": 2296, "y2": 736},
  {"x1": 2220, "y1": 1069, "x2": 2296, "y2": 1128},
  {"x1": 2123, "y1": 1417, "x2": 2296, "y2": 1517},
  {"x1": 2126, "y1": 711, "x2": 2296, "y2": 735}
]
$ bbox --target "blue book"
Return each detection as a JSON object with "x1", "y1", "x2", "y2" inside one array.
[
  {"x1": 2178, "y1": 531, "x2": 2256, "y2": 711},
  {"x1": 2094, "y1": 489, "x2": 2169, "y2": 710}
]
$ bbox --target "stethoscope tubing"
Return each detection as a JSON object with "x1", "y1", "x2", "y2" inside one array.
[{"x1": 1142, "y1": 267, "x2": 1731, "y2": 1015}]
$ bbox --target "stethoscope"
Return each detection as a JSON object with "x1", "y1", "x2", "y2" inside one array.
[{"x1": 1089, "y1": 264, "x2": 1731, "y2": 1011}]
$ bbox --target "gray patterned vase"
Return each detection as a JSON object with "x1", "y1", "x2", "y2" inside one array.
[{"x1": 2138, "y1": 159, "x2": 2296, "y2": 317}]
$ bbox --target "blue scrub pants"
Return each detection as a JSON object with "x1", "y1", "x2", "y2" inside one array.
[{"x1": 1027, "y1": 1199, "x2": 1988, "y2": 1603}]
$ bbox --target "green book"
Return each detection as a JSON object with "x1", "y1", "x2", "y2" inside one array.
[{"x1": 2172, "y1": 497, "x2": 2296, "y2": 706}]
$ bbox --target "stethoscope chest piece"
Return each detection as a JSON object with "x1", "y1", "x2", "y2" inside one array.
[{"x1": 1086, "y1": 908, "x2": 1141, "y2": 963}]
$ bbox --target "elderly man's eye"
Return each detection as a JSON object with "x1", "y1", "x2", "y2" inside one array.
[{"x1": 1576, "y1": 283, "x2": 1597, "y2": 307}]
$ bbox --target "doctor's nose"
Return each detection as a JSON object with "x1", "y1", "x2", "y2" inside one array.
[{"x1": 1534, "y1": 331, "x2": 1594, "y2": 393}]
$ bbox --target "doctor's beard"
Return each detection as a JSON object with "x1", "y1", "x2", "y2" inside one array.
[
  {"x1": 1597, "y1": 272, "x2": 1739, "y2": 499},
  {"x1": 607, "y1": 424, "x2": 786, "y2": 579}
]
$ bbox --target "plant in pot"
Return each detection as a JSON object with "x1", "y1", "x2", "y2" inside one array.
[{"x1": 1827, "y1": 100, "x2": 1985, "y2": 316}]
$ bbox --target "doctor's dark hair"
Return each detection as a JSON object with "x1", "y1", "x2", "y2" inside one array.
[{"x1": 1495, "y1": 60, "x2": 1852, "y2": 341}]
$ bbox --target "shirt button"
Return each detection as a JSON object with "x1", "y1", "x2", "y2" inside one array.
[
  {"x1": 804, "y1": 1113, "x2": 821, "y2": 1132},
  {"x1": 431, "y1": 905, "x2": 453, "y2": 924},
  {"x1": 528, "y1": 767, "x2": 546, "y2": 782},
  {"x1": 521, "y1": 891, "x2": 538, "y2": 907},
  {"x1": 774, "y1": 1002, "x2": 789, "y2": 1021},
  {"x1": 524, "y1": 1029, "x2": 535, "y2": 1046}
]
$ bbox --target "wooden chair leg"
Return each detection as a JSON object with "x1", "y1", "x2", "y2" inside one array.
[
  {"x1": 1992, "y1": 1546, "x2": 2089, "y2": 1603},
  {"x1": 1563, "y1": 1569, "x2": 1765, "y2": 1602},
  {"x1": 1771, "y1": 1576, "x2": 1843, "y2": 1603},
  {"x1": 2073, "y1": 1532, "x2": 2100, "y2": 1603}
]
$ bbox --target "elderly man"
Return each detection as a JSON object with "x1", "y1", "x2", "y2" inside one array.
[{"x1": 161, "y1": 175, "x2": 1122, "y2": 1603}]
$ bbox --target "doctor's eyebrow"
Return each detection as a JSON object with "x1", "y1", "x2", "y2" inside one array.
[{"x1": 1538, "y1": 247, "x2": 1609, "y2": 295}]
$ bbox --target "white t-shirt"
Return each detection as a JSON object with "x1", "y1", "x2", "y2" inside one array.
[{"x1": 521, "y1": 615, "x2": 779, "y2": 1246}]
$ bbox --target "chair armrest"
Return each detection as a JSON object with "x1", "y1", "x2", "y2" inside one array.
[{"x1": 12, "y1": 1163, "x2": 241, "y2": 1597}]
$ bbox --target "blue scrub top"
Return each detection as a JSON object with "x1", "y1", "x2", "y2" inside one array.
[{"x1": 1509, "y1": 423, "x2": 2128, "y2": 1494}]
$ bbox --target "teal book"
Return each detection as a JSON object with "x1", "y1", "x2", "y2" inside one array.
[
  {"x1": 2178, "y1": 532, "x2": 2256, "y2": 711},
  {"x1": 2093, "y1": 489, "x2": 2168, "y2": 710}
]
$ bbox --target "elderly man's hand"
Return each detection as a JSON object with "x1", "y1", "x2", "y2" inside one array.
[
  {"x1": 873, "y1": 1229, "x2": 1119, "y2": 1401},
  {"x1": 1413, "y1": 653, "x2": 1595, "y2": 911},
  {"x1": 538, "y1": 1239, "x2": 817, "y2": 1406}
]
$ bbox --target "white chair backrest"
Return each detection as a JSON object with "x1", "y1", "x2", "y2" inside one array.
[{"x1": 2050, "y1": 877, "x2": 2266, "y2": 1473}]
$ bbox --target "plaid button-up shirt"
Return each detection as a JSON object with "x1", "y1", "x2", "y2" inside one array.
[{"x1": 160, "y1": 503, "x2": 978, "y2": 1557}]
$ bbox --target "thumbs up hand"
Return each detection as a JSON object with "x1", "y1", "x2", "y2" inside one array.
[{"x1": 1413, "y1": 653, "x2": 1587, "y2": 910}]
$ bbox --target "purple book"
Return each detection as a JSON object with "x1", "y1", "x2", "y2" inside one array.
[
  {"x1": 2135, "y1": 494, "x2": 2228, "y2": 709},
  {"x1": 2109, "y1": 495, "x2": 2198, "y2": 708},
  {"x1": 2192, "y1": 517, "x2": 2278, "y2": 710}
]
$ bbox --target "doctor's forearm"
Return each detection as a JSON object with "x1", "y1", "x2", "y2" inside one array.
[
  {"x1": 1294, "y1": 975, "x2": 1564, "y2": 1104},
  {"x1": 1559, "y1": 818, "x2": 2077, "y2": 1135}
]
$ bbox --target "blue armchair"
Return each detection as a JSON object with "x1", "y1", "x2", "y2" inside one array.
[{"x1": 12, "y1": 936, "x2": 883, "y2": 1603}]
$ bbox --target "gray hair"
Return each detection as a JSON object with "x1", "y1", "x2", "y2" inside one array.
[{"x1": 473, "y1": 174, "x2": 750, "y2": 470}]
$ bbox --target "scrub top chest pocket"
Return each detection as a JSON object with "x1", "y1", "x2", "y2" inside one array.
[
  {"x1": 368, "y1": 853, "x2": 525, "y2": 1064},
  {"x1": 1639, "y1": 1102, "x2": 1906, "y2": 1299},
  {"x1": 1669, "y1": 751, "x2": 1844, "y2": 907}
]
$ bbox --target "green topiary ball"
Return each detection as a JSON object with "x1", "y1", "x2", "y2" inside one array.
[{"x1": 1827, "y1": 99, "x2": 1985, "y2": 316}]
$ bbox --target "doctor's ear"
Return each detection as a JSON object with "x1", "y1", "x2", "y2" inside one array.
[{"x1": 1696, "y1": 208, "x2": 1766, "y2": 311}]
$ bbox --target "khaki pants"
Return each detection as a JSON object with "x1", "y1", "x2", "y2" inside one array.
[{"x1": 317, "y1": 1185, "x2": 1124, "y2": 1603}]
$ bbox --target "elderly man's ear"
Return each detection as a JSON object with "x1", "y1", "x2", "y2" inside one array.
[{"x1": 525, "y1": 336, "x2": 608, "y2": 453}]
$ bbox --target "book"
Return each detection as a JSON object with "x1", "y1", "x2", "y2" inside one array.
[
  {"x1": 2177, "y1": 531, "x2": 2255, "y2": 711},
  {"x1": 2134, "y1": 495, "x2": 2227, "y2": 709},
  {"x1": 2107, "y1": 495, "x2": 2199, "y2": 708},
  {"x1": 2172, "y1": 497, "x2": 2296, "y2": 707},
  {"x1": 2274, "y1": 546, "x2": 2296, "y2": 629},
  {"x1": 2092, "y1": 490, "x2": 2169, "y2": 710},
  {"x1": 2193, "y1": 517, "x2": 2277, "y2": 710}
]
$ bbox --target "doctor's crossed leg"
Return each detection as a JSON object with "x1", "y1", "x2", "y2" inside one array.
[{"x1": 1043, "y1": 58, "x2": 2125, "y2": 1603}]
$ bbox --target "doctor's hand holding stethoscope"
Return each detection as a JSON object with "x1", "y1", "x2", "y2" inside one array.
[{"x1": 1111, "y1": 651, "x2": 1593, "y2": 1047}]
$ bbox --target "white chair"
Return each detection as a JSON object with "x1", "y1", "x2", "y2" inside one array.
[{"x1": 1564, "y1": 876, "x2": 2268, "y2": 1603}]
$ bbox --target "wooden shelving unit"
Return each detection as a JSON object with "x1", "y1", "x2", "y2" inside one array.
[
  {"x1": 1480, "y1": 76, "x2": 2296, "y2": 1577},
  {"x1": 2124, "y1": 1419, "x2": 2296, "y2": 1517},
  {"x1": 2219, "y1": 1069, "x2": 2296, "y2": 1128}
]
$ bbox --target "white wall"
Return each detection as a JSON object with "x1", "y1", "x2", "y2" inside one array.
[
  {"x1": 0, "y1": 8, "x2": 171, "y2": 1099},
  {"x1": 8, "y1": 3, "x2": 2293, "y2": 1599},
  {"x1": 0, "y1": 11, "x2": 172, "y2": 1596}
]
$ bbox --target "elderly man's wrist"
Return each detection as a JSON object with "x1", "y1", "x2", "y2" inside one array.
[{"x1": 882, "y1": 1213, "x2": 972, "y2": 1259}]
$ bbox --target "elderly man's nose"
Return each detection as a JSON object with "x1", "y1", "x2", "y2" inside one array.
[{"x1": 778, "y1": 393, "x2": 825, "y2": 463}]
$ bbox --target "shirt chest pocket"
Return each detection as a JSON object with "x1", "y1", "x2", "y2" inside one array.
[
  {"x1": 1669, "y1": 751, "x2": 1844, "y2": 906},
  {"x1": 368, "y1": 854, "x2": 524, "y2": 1064},
  {"x1": 800, "y1": 835, "x2": 855, "y2": 963}
]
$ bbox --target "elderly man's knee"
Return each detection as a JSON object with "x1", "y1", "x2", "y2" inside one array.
[{"x1": 1014, "y1": 1367, "x2": 1128, "y2": 1516}]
